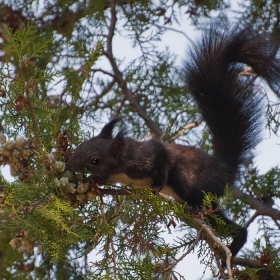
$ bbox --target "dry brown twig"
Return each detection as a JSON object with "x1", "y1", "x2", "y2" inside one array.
[
  {"x1": 168, "y1": 118, "x2": 203, "y2": 143},
  {"x1": 195, "y1": 219, "x2": 233, "y2": 280}
]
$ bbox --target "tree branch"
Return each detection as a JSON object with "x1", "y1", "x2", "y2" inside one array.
[
  {"x1": 168, "y1": 118, "x2": 203, "y2": 143},
  {"x1": 231, "y1": 257, "x2": 263, "y2": 268},
  {"x1": 105, "y1": 2, "x2": 163, "y2": 136},
  {"x1": 195, "y1": 219, "x2": 233, "y2": 280},
  {"x1": 245, "y1": 211, "x2": 260, "y2": 228},
  {"x1": 154, "y1": 24, "x2": 194, "y2": 43},
  {"x1": 232, "y1": 186, "x2": 280, "y2": 220},
  {"x1": 91, "y1": 68, "x2": 117, "y2": 78}
]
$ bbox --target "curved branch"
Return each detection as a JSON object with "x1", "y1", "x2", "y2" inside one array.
[
  {"x1": 231, "y1": 257, "x2": 262, "y2": 268},
  {"x1": 232, "y1": 186, "x2": 280, "y2": 220},
  {"x1": 105, "y1": 2, "x2": 162, "y2": 136},
  {"x1": 245, "y1": 211, "x2": 260, "y2": 228},
  {"x1": 168, "y1": 118, "x2": 203, "y2": 143},
  {"x1": 195, "y1": 219, "x2": 233, "y2": 280},
  {"x1": 91, "y1": 68, "x2": 117, "y2": 78},
  {"x1": 154, "y1": 24, "x2": 194, "y2": 43}
]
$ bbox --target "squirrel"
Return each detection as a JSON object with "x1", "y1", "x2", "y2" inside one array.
[{"x1": 66, "y1": 25, "x2": 280, "y2": 257}]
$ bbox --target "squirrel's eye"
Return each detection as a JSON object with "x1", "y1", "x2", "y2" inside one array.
[{"x1": 92, "y1": 158, "x2": 100, "y2": 166}]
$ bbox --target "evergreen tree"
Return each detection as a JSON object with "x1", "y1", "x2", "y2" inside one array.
[{"x1": 0, "y1": 1, "x2": 279, "y2": 279}]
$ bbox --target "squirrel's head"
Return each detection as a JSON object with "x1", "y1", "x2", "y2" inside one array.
[{"x1": 65, "y1": 117, "x2": 125, "y2": 179}]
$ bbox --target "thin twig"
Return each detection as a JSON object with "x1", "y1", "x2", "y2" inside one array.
[
  {"x1": 195, "y1": 219, "x2": 233, "y2": 280},
  {"x1": 168, "y1": 118, "x2": 203, "y2": 143},
  {"x1": 152, "y1": 229, "x2": 203, "y2": 279},
  {"x1": 244, "y1": 211, "x2": 260, "y2": 228},
  {"x1": 154, "y1": 24, "x2": 194, "y2": 43},
  {"x1": 91, "y1": 68, "x2": 117, "y2": 78}
]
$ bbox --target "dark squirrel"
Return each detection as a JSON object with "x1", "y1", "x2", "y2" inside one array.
[{"x1": 66, "y1": 25, "x2": 280, "y2": 257}]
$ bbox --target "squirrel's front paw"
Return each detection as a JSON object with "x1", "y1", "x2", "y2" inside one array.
[{"x1": 151, "y1": 185, "x2": 163, "y2": 196}]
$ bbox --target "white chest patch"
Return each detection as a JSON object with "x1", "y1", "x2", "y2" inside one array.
[
  {"x1": 107, "y1": 173, "x2": 183, "y2": 202},
  {"x1": 160, "y1": 186, "x2": 183, "y2": 202},
  {"x1": 107, "y1": 173, "x2": 153, "y2": 188}
]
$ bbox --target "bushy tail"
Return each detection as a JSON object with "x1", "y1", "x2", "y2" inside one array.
[{"x1": 184, "y1": 25, "x2": 280, "y2": 174}]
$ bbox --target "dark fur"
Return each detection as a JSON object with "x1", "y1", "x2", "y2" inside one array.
[{"x1": 66, "y1": 25, "x2": 280, "y2": 257}]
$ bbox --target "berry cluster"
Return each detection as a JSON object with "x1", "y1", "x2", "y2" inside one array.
[
  {"x1": 52, "y1": 159, "x2": 97, "y2": 206},
  {"x1": 0, "y1": 133, "x2": 35, "y2": 177}
]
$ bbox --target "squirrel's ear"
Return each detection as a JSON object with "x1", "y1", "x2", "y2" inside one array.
[
  {"x1": 107, "y1": 131, "x2": 125, "y2": 160},
  {"x1": 98, "y1": 117, "x2": 123, "y2": 139}
]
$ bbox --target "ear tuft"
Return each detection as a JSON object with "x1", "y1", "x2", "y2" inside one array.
[
  {"x1": 108, "y1": 132, "x2": 125, "y2": 160},
  {"x1": 99, "y1": 116, "x2": 123, "y2": 139},
  {"x1": 116, "y1": 128, "x2": 128, "y2": 137}
]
